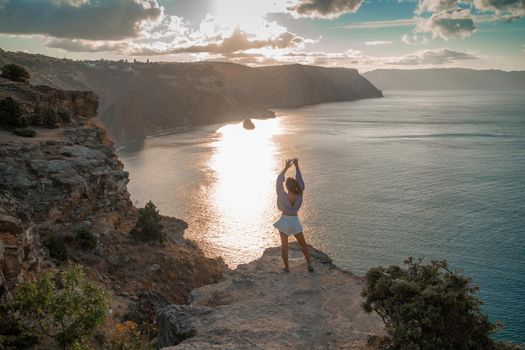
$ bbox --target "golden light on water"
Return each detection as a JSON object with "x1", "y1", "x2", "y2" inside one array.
[{"x1": 204, "y1": 118, "x2": 284, "y2": 266}]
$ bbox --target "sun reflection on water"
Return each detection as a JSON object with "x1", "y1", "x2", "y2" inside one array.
[{"x1": 203, "y1": 118, "x2": 283, "y2": 266}]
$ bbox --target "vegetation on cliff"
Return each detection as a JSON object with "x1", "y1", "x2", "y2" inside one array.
[
  {"x1": 0, "y1": 96, "x2": 28, "y2": 129},
  {"x1": 130, "y1": 201, "x2": 165, "y2": 243},
  {"x1": 2, "y1": 267, "x2": 108, "y2": 350},
  {"x1": 1, "y1": 63, "x2": 30, "y2": 83},
  {"x1": 12, "y1": 127, "x2": 36, "y2": 137},
  {"x1": 362, "y1": 257, "x2": 518, "y2": 350}
]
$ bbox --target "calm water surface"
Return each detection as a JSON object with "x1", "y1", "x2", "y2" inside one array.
[{"x1": 119, "y1": 91, "x2": 525, "y2": 342}]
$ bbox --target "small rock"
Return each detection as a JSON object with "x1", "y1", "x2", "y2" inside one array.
[{"x1": 150, "y1": 264, "x2": 160, "y2": 272}]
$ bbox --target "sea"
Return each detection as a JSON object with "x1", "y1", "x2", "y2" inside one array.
[{"x1": 118, "y1": 90, "x2": 525, "y2": 343}]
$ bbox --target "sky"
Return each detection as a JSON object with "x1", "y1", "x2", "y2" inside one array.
[{"x1": 0, "y1": 0, "x2": 524, "y2": 72}]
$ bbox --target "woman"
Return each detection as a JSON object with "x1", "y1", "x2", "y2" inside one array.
[{"x1": 273, "y1": 157, "x2": 313, "y2": 273}]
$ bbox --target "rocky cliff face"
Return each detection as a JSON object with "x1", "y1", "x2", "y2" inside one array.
[
  {"x1": 0, "y1": 79, "x2": 225, "y2": 309},
  {"x1": 213, "y1": 62, "x2": 383, "y2": 108},
  {"x1": 0, "y1": 78, "x2": 112, "y2": 300},
  {"x1": 0, "y1": 49, "x2": 382, "y2": 145},
  {"x1": 157, "y1": 243, "x2": 383, "y2": 349}
]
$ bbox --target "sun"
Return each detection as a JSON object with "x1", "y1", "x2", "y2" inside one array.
[{"x1": 211, "y1": 0, "x2": 291, "y2": 38}]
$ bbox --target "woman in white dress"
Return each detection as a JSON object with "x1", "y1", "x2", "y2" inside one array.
[{"x1": 273, "y1": 158, "x2": 313, "y2": 273}]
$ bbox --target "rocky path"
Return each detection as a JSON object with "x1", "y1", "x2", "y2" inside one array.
[{"x1": 158, "y1": 242, "x2": 383, "y2": 349}]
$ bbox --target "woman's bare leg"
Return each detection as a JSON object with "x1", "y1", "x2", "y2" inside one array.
[
  {"x1": 279, "y1": 231, "x2": 289, "y2": 271},
  {"x1": 294, "y1": 233, "x2": 313, "y2": 269}
]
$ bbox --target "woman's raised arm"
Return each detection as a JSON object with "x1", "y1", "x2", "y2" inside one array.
[
  {"x1": 293, "y1": 158, "x2": 305, "y2": 191},
  {"x1": 276, "y1": 159, "x2": 292, "y2": 194}
]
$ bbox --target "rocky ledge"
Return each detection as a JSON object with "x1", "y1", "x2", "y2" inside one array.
[{"x1": 157, "y1": 242, "x2": 383, "y2": 349}]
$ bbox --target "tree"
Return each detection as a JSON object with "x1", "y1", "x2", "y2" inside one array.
[
  {"x1": 1, "y1": 63, "x2": 31, "y2": 82},
  {"x1": 130, "y1": 201, "x2": 165, "y2": 243},
  {"x1": 14, "y1": 267, "x2": 109, "y2": 350},
  {"x1": 43, "y1": 235, "x2": 68, "y2": 263},
  {"x1": 362, "y1": 257, "x2": 500, "y2": 350}
]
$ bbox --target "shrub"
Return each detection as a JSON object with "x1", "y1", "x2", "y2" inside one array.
[
  {"x1": 130, "y1": 201, "x2": 165, "y2": 243},
  {"x1": 1, "y1": 63, "x2": 30, "y2": 82},
  {"x1": 13, "y1": 127, "x2": 36, "y2": 138},
  {"x1": 110, "y1": 321, "x2": 151, "y2": 350},
  {"x1": 13, "y1": 267, "x2": 109, "y2": 350},
  {"x1": 76, "y1": 227, "x2": 97, "y2": 250},
  {"x1": 43, "y1": 235, "x2": 68, "y2": 263},
  {"x1": 36, "y1": 104, "x2": 61, "y2": 128},
  {"x1": 362, "y1": 257, "x2": 500, "y2": 350},
  {"x1": 0, "y1": 305, "x2": 40, "y2": 349},
  {"x1": 0, "y1": 96, "x2": 25, "y2": 128}
]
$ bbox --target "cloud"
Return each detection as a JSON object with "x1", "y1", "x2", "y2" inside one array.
[
  {"x1": 473, "y1": 0, "x2": 525, "y2": 21},
  {"x1": 386, "y1": 48, "x2": 480, "y2": 64},
  {"x1": 418, "y1": 9, "x2": 477, "y2": 40},
  {"x1": 287, "y1": 0, "x2": 363, "y2": 19},
  {"x1": 339, "y1": 18, "x2": 422, "y2": 29},
  {"x1": 401, "y1": 33, "x2": 430, "y2": 44},
  {"x1": 406, "y1": 0, "x2": 524, "y2": 44},
  {"x1": 0, "y1": 0, "x2": 161, "y2": 40},
  {"x1": 364, "y1": 40, "x2": 393, "y2": 46},
  {"x1": 215, "y1": 47, "x2": 480, "y2": 69},
  {"x1": 415, "y1": 0, "x2": 467, "y2": 14},
  {"x1": 129, "y1": 28, "x2": 309, "y2": 56},
  {"x1": 46, "y1": 38, "x2": 130, "y2": 52}
]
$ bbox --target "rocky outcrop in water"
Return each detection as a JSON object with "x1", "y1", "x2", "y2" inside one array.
[
  {"x1": 157, "y1": 242, "x2": 383, "y2": 349},
  {"x1": 0, "y1": 49, "x2": 382, "y2": 145}
]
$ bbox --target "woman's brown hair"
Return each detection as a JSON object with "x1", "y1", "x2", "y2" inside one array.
[{"x1": 286, "y1": 177, "x2": 303, "y2": 195}]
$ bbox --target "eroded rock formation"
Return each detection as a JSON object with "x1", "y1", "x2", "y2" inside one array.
[{"x1": 0, "y1": 78, "x2": 225, "y2": 308}]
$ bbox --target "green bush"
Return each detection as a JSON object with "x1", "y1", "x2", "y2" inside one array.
[
  {"x1": 0, "y1": 305, "x2": 40, "y2": 349},
  {"x1": 362, "y1": 257, "x2": 500, "y2": 350},
  {"x1": 76, "y1": 227, "x2": 97, "y2": 250},
  {"x1": 12, "y1": 127, "x2": 36, "y2": 138},
  {"x1": 1, "y1": 63, "x2": 30, "y2": 82},
  {"x1": 36, "y1": 105, "x2": 61, "y2": 128},
  {"x1": 130, "y1": 201, "x2": 165, "y2": 243},
  {"x1": 44, "y1": 235, "x2": 68, "y2": 263},
  {"x1": 0, "y1": 96, "x2": 25, "y2": 128},
  {"x1": 13, "y1": 267, "x2": 109, "y2": 350}
]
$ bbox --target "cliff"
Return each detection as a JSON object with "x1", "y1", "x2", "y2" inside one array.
[
  {"x1": 363, "y1": 68, "x2": 525, "y2": 90},
  {"x1": 157, "y1": 242, "x2": 384, "y2": 349},
  {"x1": 0, "y1": 59, "x2": 384, "y2": 348},
  {"x1": 207, "y1": 62, "x2": 382, "y2": 107},
  {"x1": 0, "y1": 49, "x2": 382, "y2": 145},
  {"x1": 0, "y1": 79, "x2": 225, "y2": 317}
]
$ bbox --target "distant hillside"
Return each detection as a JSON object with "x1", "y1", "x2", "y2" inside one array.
[
  {"x1": 211, "y1": 62, "x2": 382, "y2": 107},
  {"x1": 0, "y1": 49, "x2": 381, "y2": 145},
  {"x1": 364, "y1": 68, "x2": 525, "y2": 91}
]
